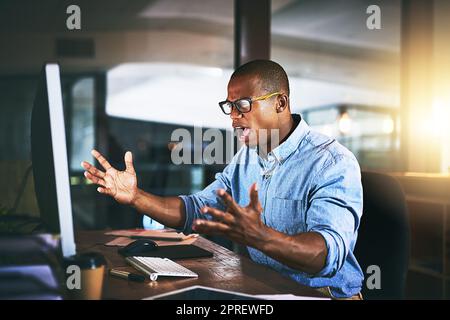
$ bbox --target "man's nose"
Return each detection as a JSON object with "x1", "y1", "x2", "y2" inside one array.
[{"x1": 230, "y1": 105, "x2": 242, "y2": 119}]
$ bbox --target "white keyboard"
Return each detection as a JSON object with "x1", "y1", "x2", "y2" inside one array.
[{"x1": 125, "y1": 257, "x2": 198, "y2": 281}]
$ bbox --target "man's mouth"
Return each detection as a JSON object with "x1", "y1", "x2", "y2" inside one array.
[{"x1": 234, "y1": 126, "x2": 252, "y2": 142}]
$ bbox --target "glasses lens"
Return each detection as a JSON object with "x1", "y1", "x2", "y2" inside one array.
[
  {"x1": 220, "y1": 101, "x2": 233, "y2": 114},
  {"x1": 236, "y1": 99, "x2": 251, "y2": 113}
]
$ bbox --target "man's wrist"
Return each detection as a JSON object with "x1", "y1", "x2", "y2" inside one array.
[
  {"x1": 253, "y1": 224, "x2": 274, "y2": 252},
  {"x1": 130, "y1": 188, "x2": 143, "y2": 208},
  {"x1": 256, "y1": 225, "x2": 293, "y2": 256}
]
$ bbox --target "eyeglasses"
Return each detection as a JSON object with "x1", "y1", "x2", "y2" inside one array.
[{"x1": 218, "y1": 91, "x2": 281, "y2": 115}]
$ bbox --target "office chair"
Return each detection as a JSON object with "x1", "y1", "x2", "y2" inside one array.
[{"x1": 354, "y1": 171, "x2": 410, "y2": 299}]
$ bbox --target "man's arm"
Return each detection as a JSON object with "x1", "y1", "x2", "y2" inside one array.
[
  {"x1": 257, "y1": 229, "x2": 328, "y2": 275},
  {"x1": 131, "y1": 190, "x2": 186, "y2": 229},
  {"x1": 192, "y1": 184, "x2": 327, "y2": 274},
  {"x1": 193, "y1": 155, "x2": 362, "y2": 277}
]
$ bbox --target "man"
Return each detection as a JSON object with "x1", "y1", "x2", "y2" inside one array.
[{"x1": 82, "y1": 60, "x2": 364, "y2": 299}]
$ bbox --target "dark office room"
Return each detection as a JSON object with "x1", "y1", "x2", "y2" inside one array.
[{"x1": 0, "y1": 0, "x2": 449, "y2": 307}]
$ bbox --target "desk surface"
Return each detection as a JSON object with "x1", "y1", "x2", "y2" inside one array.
[{"x1": 76, "y1": 230, "x2": 324, "y2": 300}]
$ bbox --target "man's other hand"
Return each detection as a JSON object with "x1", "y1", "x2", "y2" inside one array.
[{"x1": 193, "y1": 183, "x2": 268, "y2": 247}]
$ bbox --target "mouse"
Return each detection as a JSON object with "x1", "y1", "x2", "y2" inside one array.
[{"x1": 118, "y1": 239, "x2": 158, "y2": 256}]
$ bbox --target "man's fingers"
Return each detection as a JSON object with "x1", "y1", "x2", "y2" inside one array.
[
  {"x1": 201, "y1": 207, "x2": 235, "y2": 225},
  {"x1": 248, "y1": 183, "x2": 262, "y2": 212},
  {"x1": 124, "y1": 151, "x2": 135, "y2": 174},
  {"x1": 97, "y1": 187, "x2": 113, "y2": 196},
  {"x1": 91, "y1": 149, "x2": 112, "y2": 171},
  {"x1": 84, "y1": 171, "x2": 106, "y2": 187},
  {"x1": 192, "y1": 219, "x2": 230, "y2": 235},
  {"x1": 81, "y1": 161, "x2": 106, "y2": 178},
  {"x1": 216, "y1": 189, "x2": 241, "y2": 214}
]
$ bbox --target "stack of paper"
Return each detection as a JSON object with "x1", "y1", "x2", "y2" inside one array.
[{"x1": 104, "y1": 229, "x2": 198, "y2": 247}]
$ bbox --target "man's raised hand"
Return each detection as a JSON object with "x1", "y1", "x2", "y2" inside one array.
[{"x1": 81, "y1": 149, "x2": 138, "y2": 205}]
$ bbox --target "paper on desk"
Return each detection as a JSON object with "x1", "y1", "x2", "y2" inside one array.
[
  {"x1": 104, "y1": 237, "x2": 134, "y2": 247},
  {"x1": 104, "y1": 236, "x2": 198, "y2": 247},
  {"x1": 254, "y1": 294, "x2": 330, "y2": 300},
  {"x1": 105, "y1": 229, "x2": 194, "y2": 241}
]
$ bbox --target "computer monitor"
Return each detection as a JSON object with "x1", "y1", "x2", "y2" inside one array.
[{"x1": 31, "y1": 63, "x2": 76, "y2": 257}]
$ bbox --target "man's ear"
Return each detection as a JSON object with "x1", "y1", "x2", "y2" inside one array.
[{"x1": 276, "y1": 95, "x2": 289, "y2": 113}]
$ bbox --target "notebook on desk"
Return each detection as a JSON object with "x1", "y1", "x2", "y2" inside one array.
[{"x1": 118, "y1": 244, "x2": 213, "y2": 260}]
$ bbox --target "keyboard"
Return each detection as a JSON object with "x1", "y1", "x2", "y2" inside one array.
[{"x1": 125, "y1": 256, "x2": 198, "y2": 281}]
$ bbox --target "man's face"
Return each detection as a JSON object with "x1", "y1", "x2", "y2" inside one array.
[{"x1": 226, "y1": 75, "x2": 280, "y2": 148}]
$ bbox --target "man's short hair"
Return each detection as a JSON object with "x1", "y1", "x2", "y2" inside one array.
[{"x1": 231, "y1": 60, "x2": 290, "y2": 96}]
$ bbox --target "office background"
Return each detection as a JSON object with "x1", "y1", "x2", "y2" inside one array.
[{"x1": 0, "y1": 0, "x2": 449, "y2": 298}]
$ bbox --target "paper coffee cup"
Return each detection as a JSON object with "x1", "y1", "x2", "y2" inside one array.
[{"x1": 64, "y1": 252, "x2": 106, "y2": 300}]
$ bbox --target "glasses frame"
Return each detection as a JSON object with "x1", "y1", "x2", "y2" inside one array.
[{"x1": 219, "y1": 91, "x2": 282, "y2": 115}]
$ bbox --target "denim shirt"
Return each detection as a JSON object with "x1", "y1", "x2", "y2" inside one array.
[{"x1": 179, "y1": 115, "x2": 364, "y2": 298}]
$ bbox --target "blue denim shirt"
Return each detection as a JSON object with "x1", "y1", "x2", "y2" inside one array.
[{"x1": 179, "y1": 115, "x2": 364, "y2": 298}]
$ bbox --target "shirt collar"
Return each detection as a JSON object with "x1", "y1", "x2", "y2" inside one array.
[{"x1": 270, "y1": 114, "x2": 310, "y2": 164}]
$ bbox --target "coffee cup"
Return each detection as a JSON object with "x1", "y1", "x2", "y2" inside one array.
[{"x1": 64, "y1": 252, "x2": 106, "y2": 300}]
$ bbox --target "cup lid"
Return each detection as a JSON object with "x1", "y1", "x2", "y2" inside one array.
[{"x1": 64, "y1": 252, "x2": 106, "y2": 269}]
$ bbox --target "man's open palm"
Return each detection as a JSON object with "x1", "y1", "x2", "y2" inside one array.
[{"x1": 81, "y1": 149, "x2": 137, "y2": 205}]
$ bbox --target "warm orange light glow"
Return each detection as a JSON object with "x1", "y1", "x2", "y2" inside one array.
[
  {"x1": 431, "y1": 98, "x2": 450, "y2": 137},
  {"x1": 432, "y1": 98, "x2": 450, "y2": 172},
  {"x1": 338, "y1": 112, "x2": 352, "y2": 134},
  {"x1": 382, "y1": 118, "x2": 395, "y2": 134}
]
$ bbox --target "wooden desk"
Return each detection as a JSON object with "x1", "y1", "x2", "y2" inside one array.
[{"x1": 75, "y1": 230, "x2": 324, "y2": 300}]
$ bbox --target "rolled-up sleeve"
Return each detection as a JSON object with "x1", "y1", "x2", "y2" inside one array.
[
  {"x1": 177, "y1": 163, "x2": 235, "y2": 234},
  {"x1": 306, "y1": 154, "x2": 363, "y2": 278}
]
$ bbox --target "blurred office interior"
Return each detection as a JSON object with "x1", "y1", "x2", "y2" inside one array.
[{"x1": 0, "y1": 0, "x2": 449, "y2": 298}]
